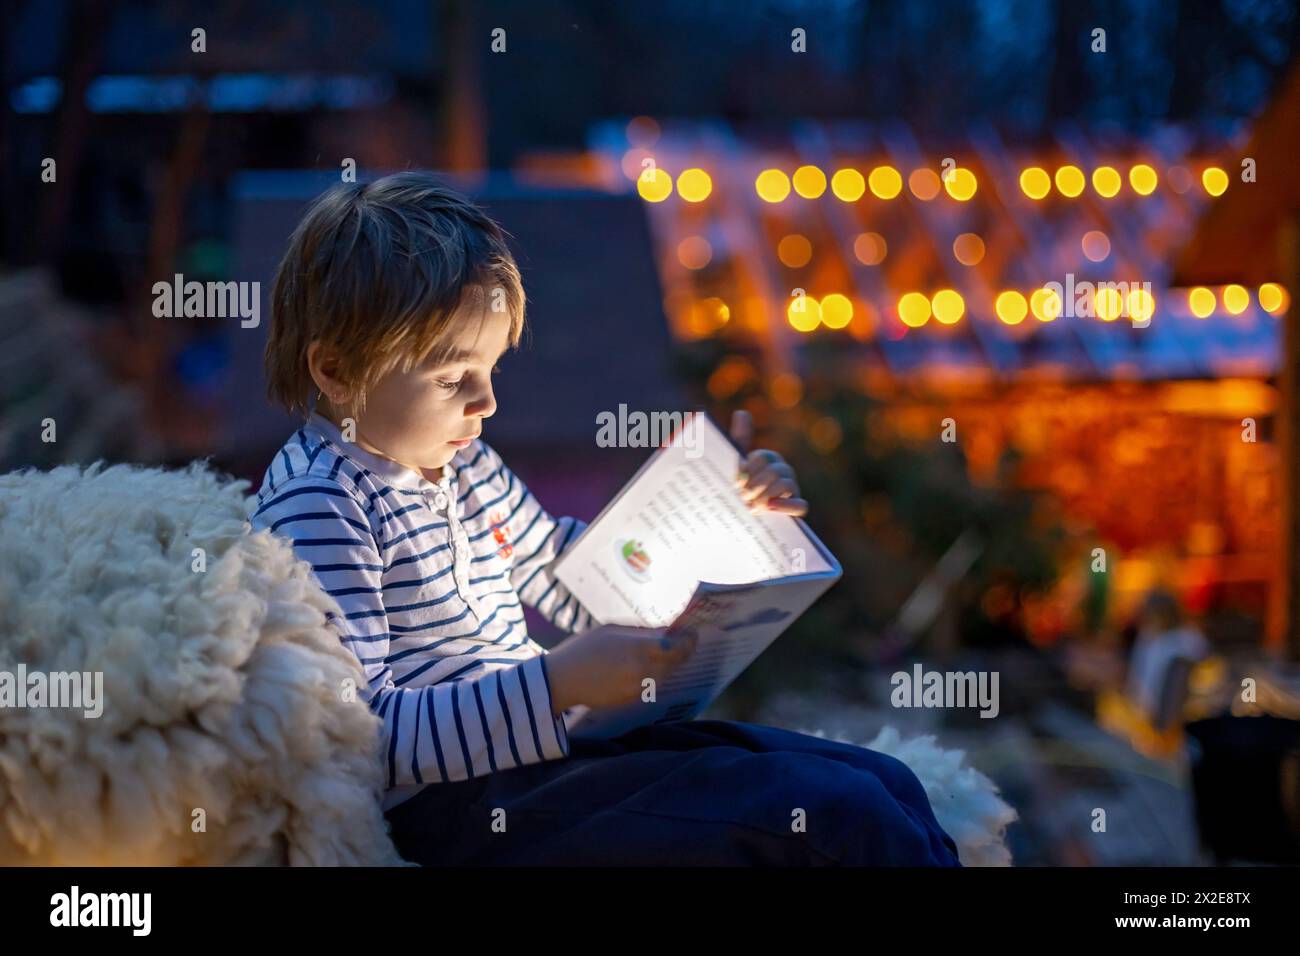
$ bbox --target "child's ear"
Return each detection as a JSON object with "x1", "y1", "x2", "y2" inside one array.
[{"x1": 307, "y1": 341, "x2": 347, "y2": 401}]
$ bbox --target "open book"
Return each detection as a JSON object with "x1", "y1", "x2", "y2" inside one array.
[{"x1": 552, "y1": 410, "x2": 842, "y2": 739}]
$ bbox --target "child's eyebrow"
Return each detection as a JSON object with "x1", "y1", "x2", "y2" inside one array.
[{"x1": 425, "y1": 345, "x2": 508, "y2": 368}]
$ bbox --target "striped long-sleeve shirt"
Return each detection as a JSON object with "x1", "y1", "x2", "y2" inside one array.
[{"x1": 248, "y1": 412, "x2": 596, "y2": 810}]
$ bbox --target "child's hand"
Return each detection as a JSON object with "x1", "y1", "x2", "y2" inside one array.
[
  {"x1": 730, "y1": 409, "x2": 808, "y2": 516},
  {"x1": 544, "y1": 624, "x2": 699, "y2": 714}
]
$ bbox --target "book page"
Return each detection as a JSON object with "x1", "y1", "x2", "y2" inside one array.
[
  {"x1": 554, "y1": 411, "x2": 831, "y2": 627},
  {"x1": 563, "y1": 574, "x2": 837, "y2": 739}
]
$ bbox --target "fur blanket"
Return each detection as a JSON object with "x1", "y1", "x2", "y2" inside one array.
[
  {"x1": 0, "y1": 462, "x2": 1013, "y2": 865},
  {"x1": 0, "y1": 462, "x2": 402, "y2": 865}
]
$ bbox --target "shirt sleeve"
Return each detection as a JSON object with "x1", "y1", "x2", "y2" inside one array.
[
  {"x1": 249, "y1": 475, "x2": 570, "y2": 788},
  {"x1": 476, "y1": 441, "x2": 597, "y2": 635}
]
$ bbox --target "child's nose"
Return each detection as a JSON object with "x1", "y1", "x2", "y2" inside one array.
[{"x1": 471, "y1": 381, "x2": 497, "y2": 418}]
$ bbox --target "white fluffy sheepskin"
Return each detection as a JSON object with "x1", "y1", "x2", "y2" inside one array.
[
  {"x1": 0, "y1": 462, "x2": 404, "y2": 865},
  {"x1": 0, "y1": 461, "x2": 1014, "y2": 867},
  {"x1": 801, "y1": 725, "x2": 1018, "y2": 866}
]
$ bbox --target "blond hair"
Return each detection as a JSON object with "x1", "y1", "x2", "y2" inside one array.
[{"x1": 265, "y1": 172, "x2": 526, "y2": 417}]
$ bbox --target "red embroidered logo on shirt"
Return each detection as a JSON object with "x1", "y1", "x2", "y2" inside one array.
[{"x1": 489, "y1": 510, "x2": 513, "y2": 558}]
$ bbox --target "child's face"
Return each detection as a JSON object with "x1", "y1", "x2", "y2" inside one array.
[{"x1": 347, "y1": 304, "x2": 511, "y2": 476}]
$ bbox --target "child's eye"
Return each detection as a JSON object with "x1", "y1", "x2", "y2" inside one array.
[{"x1": 436, "y1": 365, "x2": 500, "y2": 391}]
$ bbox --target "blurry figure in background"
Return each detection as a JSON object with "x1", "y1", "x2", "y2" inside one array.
[{"x1": 1125, "y1": 589, "x2": 1209, "y2": 731}]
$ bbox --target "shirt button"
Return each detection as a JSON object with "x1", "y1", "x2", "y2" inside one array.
[{"x1": 433, "y1": 493, "x2": 448, "y2": 510}]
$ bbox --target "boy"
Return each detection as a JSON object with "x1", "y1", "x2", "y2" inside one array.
[{"x1": 251, "y1": 171, "x2": 960, "y2": 865}]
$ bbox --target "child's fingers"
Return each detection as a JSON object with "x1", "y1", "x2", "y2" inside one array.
[
  {"x1": 740, "y1": 463, "x2": 797, "y2": 505},
  {"x1": 764, "y1": 496, "x2": 809, "y2": 517},
  {"x1": 736, "y1": 448, "x2": 779, "y2": 484}
]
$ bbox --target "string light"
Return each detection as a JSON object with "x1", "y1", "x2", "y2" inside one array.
[
  {"x1": 1222, "y1": 284, "x2": 1249, "y2": 315},
  {"x1": 1020, "y1": 167, "x2": 1051, "y2": 200},
  {"x1": 676, "y1": 168, "x2": 712, "y2": 202},
  {"x1": 755, "y1": 169, "x2": 791, "y2": 203},
  {"x1": 777, "y1": 234, "x2": 812, "y2": 268},
  {"x1": 831, "y1": 168, "x2": 866, "y2": 201},
  {"x1": 1202, "y1": 167, "x2": 1229, "y2": 197},
  {"x1": 792, "y1": 165, "x2": 826, "y2": 199},
  {"x1": 952, "y1": 233, "x2": 985, "y2": 266},
  {"x1": 944, "y1": 168, "x2": 978, "y2": 201},
  {"x1": 1129, "y1": 164, "x2": 1158, "y2": 195},
  {"x1": 637, "y1": 167, "x2": 673, "y2": 202},
  {"x1": 898, "y1": 292, "x2": 931, "y2": 328},
  {"x1": 996, "y1": 290, "x2": 1028, "y2": 325},
  {"x1": 1054, "y1": 165, "x2": 1085, "y2": 198},
  {"x1": 869, "y1": 166, "x2": 903, "y2": 199},
  {"x1": 1259, "y1": 283, "x2": 1289, "y2": 314},
  {"x1": 909, "y1": 168, "x2": 941, "y2": 201},
  {"x1": 820, "y1": 293, "x2": 854, "y2": 329},
  {"x1": 1127, "y1": 288, "x2": 1155, "y2": 324},
  {"x1": 787, "y1": 295, "x2": 821, "y2": 331},
  {"x1": 1031, "y1": 287, "x2": 1062, "y2": 322},
  {"x1": 676, "y1": 236, "x2": 712, "y2": 270},
  {"x1": 1092, "y1": 166, "x2": 1122, "y2": 198},
  {"x1": 854, "y1": 232, "x2": 887, "y2": 266},
  {"x1": 931, "y1": 289, "x2": 965, "y2": 324},
  {"x1": 1188, "y1": 287, "x2": 1215, "y2": 318}
]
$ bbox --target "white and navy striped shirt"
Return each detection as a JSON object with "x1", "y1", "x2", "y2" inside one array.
[{"x1": 249, "y1": 412, "x2": 595, "y2": 810}]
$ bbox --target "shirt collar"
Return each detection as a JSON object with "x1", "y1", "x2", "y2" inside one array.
[{"x1": 304, "y1": 411, "x2": 459, "y2": 493}]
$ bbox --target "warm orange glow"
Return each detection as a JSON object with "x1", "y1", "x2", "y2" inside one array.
[
  {"x1": 995, "y1": 290, "x2": 1028, "y2": 325},
  {"x1": 792, "y1": 165, "x2": 827, "y2": 199},
  {"x1": 931, "y1": 289, "x2": 965, "y2": 325},
  {"x1": 770, "y1": 371, "x2": 803, "y2": 409},
  {"x1": 809, "y1": 416, "x2": 842, "y2": 453},
  {"x1": 898, "y1": 292, "x2": 931, "y2": 328},
  {"x1": 676, "y1": 168, "x2": 712, "y2": 202},
  {"x1": 777, "y1": 234, "x2": 813, "y2": 268},
  {"x1": 707, "y1": 356, "x2": 756, "y2": 398},
  {"x1": 820, "y1": 293, "x2": 854, "y2": 329},
  {"x1": 1020, "y1": 167, "x2": 1051, "y2": 200},
  {"x1": 943, "y1": 167, "x2": 978, "y2": 201},
  {"x1": 868, "y1": 166, "x2": 903, "y2": 199},
  {"x1": 952, "y1": 233, "x2": 985, "y2": 266},
  {"x1": 1188, "y1": 287, "x2": 1216, "y2": 318},
  {"x1": 755, "y1": 169, "x2": 791, "y2": 203},
  {"x1": 908, "y1": 168, "x2": 941, "y2": 201},
  {"x1": 676, "y1": 236, "x2": 712, "y2": 270},
  {"x1": 637, "y1": 167, "x2": 673, "y2": 202},
  {"x1": 688, "y1": 297, "x2": 730, "y2": 336},
  {"x1": 854, "y1": 232, "x2": 887, "y2": 266},
  {"x1": 831, "y1": 168, "x2": 866, "y2": 202},
  {"x1": 1223, "y1": 284, "x2": 1250, "y2": 315}
]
